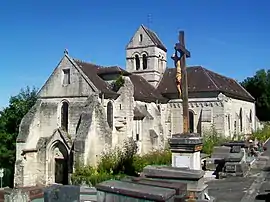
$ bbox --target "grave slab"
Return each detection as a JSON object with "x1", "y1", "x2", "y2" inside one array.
[
  {"x1": 121, "y1": 176, "x2": 187, "y2": 197},
  {"x1": 80, "y1": 186, "x2": 97, "y2": 202},
  {"x1": 4, "y1": 189, "x2": 29, "y2": 202},
  {"x1": 96, "y1": 180, "x2": 176, "y2": 202},
  {"x1": 142, "y1": 165, "x2": 209, "y2": 200},
  {"x1": 211, "y1": 146, "x2": 231, "y2": 159},
  {"x1": 44, "y1": 185, "x2": 80, "y2": 202}
]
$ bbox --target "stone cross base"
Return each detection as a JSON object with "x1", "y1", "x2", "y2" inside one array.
[{"x1": 169, "y1": 133, "x2": 203, "y2": 170}]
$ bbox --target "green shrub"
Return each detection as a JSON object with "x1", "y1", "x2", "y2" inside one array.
[
  {"x1": 71, "y1": 164, "x2": 125, "y2": 186},
  {"x1": 251, "y1": 124, "x2": 270, "y2": 142},
  {"x1": 97, "y1": 137, "x2": 138, "y2": 175},
  {"x1": 202, "y1": 125, "x2": 229, "y2": 154},
  {"x1": 71, "y1": 138, "x2": 172, "y2": 186},
  {"x1": 112, "y1": 75, "x2": 125, "y2": 91},
  {"x1": 132, "y1": 149, "x2": 171, "y2": 173}
]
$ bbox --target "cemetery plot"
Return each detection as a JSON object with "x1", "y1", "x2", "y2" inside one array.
[{"x1": 96, "y1": 180, "x2": 176, "y2": 202}]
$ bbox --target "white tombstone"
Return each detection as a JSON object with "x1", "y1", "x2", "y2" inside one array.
[{"x1": 169, "y1": 133, "x2": 203, "y2": 170}]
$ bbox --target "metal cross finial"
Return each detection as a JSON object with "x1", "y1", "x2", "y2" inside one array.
[{"x1": 64, "y1": 49, "x2": 69, "y2": 55}]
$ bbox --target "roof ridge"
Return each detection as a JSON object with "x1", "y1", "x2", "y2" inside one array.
[
  {"x1": 141, "y1": 25, "x2": 167, "y2": 52},
  {"x1": 73, "y1": 58, "x2": 109, "y2": 69},
  {"x1": 201, "y1": 67, "x2": 219, "y2": 90},
  {"x1": 202, "y1": 66, "x2": 235, "y2": 81},
  {"x1": 233, "y1": 79, "x2": 255, "y2": 101}
]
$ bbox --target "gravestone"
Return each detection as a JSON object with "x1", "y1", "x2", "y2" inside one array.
[
  {"x1": 222, "y1": 141, "x2": 247, "y2": 149},
  {"x1": 122, "y1": 176, "x2": 187, "y2": 198},
  {"x1": 4, "y1": 189, "x2": 29, "y2": 202},
  {"x1": 169, "y1": 133, "x2": 203, "y2": 170},
  {"x1": 141, "y1": 165, "x2": 211, "y2": 201},
  {"x1": 80, "y1": 186, "x2": 97, "y2": 202},
  {"x1": 231, "y1": 145, "x2": 241, "y2": 153},
  {"x1": 96, "y1": 180, "x2": 176, "y2": 202},
  {"x1": 204, "y1": 146, "x2": 231, "y2": 171},
  {"x1": 219, "y1": 151, "x2": 249, "y2": 178},
  {"x1": 44, "y1": 185, "x2": 79, "y2": 202}
]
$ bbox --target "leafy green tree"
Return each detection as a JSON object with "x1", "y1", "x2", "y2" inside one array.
[
  {"x1": 241, "y1": 69, "x2": 270, "y2": 121},
  {"x1": 0, "y1": 86, "x2": 38, "y2": 187}
]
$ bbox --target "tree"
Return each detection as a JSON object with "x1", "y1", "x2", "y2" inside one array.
[
  {"x1": 0, "y1": 86, "x2": 38, "y2": 187},
  {"x1": 241, "y1": 69, "x2": 270, "y2": 121}
]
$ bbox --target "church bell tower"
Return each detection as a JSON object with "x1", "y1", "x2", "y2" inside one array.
[{"x1": 126, "y1": 25, "x2": 167, "y2": 87}]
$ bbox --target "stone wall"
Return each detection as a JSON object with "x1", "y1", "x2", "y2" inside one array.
[
  {"x1": 169, "y1": 97, "x2": 223, "y2": 135},
  {"x1": 223, "y1": 97, "x2": 256, "y2": 137},
  {"x1": 107, "y1": 76, "x2": 135, "y2": 147},
  {"x1": 169, "y1": 94, "x2": 257, "y2": 138},
  {"x1": 38, "y1": 56, "x2": 94, "y2": 98},
  {"x1": 74, "y1": 94, "x2": 112, "y2": 167}
]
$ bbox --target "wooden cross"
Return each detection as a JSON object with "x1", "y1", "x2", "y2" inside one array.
[{"x1": 172, "y1": 31, "x2": 191, "y2": 134}]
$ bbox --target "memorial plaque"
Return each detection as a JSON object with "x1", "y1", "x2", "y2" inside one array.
[
  {"x1": 175, "y1": 156, "x2": 190, "y2": 168},
  {"x1": 231, "y1": 146, "x2": 241, "y2": 153},
  {"x1": 225, "y1": 152, "x2": 244, "y2": 162},
  {"x1": 225, "y1": 164, "x2": 236, "y2": 173}
]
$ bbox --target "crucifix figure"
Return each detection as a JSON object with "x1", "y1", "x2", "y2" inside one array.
[{"x1": 171, "y1": 31, "x2": 191, "y2": 134}]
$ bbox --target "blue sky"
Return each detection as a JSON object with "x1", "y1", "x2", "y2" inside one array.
[{"x1": 0, "y1": 0, "x2": 269, "y2": 108}]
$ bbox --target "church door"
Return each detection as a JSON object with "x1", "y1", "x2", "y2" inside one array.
[
  {"x1": 55, "y1": 158, "x2": 68, "y2": 185},
  {"x1": 53, "y1": 145, "x2": 69, "y2": 185}
]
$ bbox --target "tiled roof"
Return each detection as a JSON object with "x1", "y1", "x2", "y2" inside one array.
[
  {"x1": 96, "y1": 66, "x2": 131, "y2": 76},
  {"x1": 141, "y1": 25, "x2": 167, "y2": 52},
  {"x1": 128, "y1": 74, "x2": 168, "y2": 103},
  {"x1": 96, "y1": 66, "x2": 168, "y2": 103},
  {"x1": 73, "y1": 59, "x2": 167, "y2": 103},
  {"x1": 73, "y1": 59, "x2": 119, "y2": 98},
  {"x1": 157, "y1": 66, "x2": 254, "y2": 102},
  {"x1": 73, "y1": 57, "x2": 253, "y2": 103}
]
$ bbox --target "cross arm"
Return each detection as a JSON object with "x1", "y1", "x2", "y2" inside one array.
[{"x1": 175, "y1": 43, "x2": 191, "y2": 58}]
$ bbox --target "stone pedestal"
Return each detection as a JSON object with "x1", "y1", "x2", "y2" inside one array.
[{"x1": 169, "y1": 133, "x2": 203, "y2": 170}]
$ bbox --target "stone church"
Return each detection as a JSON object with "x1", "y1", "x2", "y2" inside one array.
[{"x1": 14, "y1": 25, "x2": 260, "y2": 187}]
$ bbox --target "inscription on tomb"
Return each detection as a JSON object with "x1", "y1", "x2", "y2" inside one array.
[{"x1": 175, "y1": 156, "x2": 190, "y2": 168}]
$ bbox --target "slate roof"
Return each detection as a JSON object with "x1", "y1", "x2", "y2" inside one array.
[
  {"x1": 157, "y1": 66, "x2": 254, "y2": 102},
  {"x1": 128, "y1": 74, "x2": 167, "y2": 103},
  {"x1": 72, "y1": 59, "x2": 167, "y2": 103},
  {"x1": 141, "y1": 25, "x2": 167, "y2": 52},
  {"x1": 72, "y1": 57, "x2": 253, "y2": 103},
  {"x1": 97, "y1": 66, "x2": 131, "y2": 76}
]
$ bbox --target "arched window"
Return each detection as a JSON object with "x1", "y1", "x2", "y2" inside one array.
[
  {"x1": 249, "y1": 110, "x2": 252, "y2": 123},
  {"x1": 142, "y1": 54, "x2": 147, "y2": 70},
  {"x1": 189, "y1": 110, "x2": 194, "y2": 133},
  {"x1": 107, "y1": 101, "x2": 113, "y2": 128},
  {"x1": 157, "y1": 105, "x2": 161, "y2": 112},
  {"x1": 139, "y1": 34, "x2": 143, "y2": 42},
  {"x1": 61, "y1": 101, "x2": 69, "y2": 131},
  {"x1": 228, "y1": 115, "x2": 231, "y2": 130},
  {"x1": 161, "y1": 56, "x2": 164, "y2": 70},
  {"x1": 135, "y1": 55, "x2": 140, "y2": 70},
  {"x1": 239, "y1": 108, "x2": 243, "y2": 132}
]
